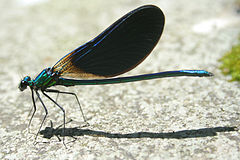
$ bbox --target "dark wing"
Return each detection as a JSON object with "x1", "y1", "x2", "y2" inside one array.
[{"x1": 52, "y1": 5, "x2": 165, "y2": 78}]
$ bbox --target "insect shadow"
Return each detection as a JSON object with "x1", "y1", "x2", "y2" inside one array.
[{"x1": 39, "y1": 120, "x2": 237, "y2": 141}]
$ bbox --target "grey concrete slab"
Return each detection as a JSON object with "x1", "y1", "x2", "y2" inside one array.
[{"x1": 0, "y1": 0, "x2": 239, "y2": 159}]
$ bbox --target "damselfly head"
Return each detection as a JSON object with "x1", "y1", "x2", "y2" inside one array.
[{"x1": 19, "y1": 76, "x2": 31, "y2": 91}]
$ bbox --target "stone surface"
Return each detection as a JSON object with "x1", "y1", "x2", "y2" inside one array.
[{"x1": 0, "y1": 0, "x2": 239, "y2": 159}]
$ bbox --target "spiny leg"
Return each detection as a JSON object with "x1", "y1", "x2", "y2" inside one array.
[
  {"x1": 45, "y1": 89, "x2": 88, "y2": 125},
  {"x1": 28, "y1": 89, "x2": 37, "y2": 133},
  {"x1": 55, "y1": 91, "x2": 60, "y2": 105},
  {"x1": 27, "y1": 93, "x2": 38, "y2": 118},
  {"x1": 51, "y1": 91, "x2": 59, "y2": 108},
  {"x1": 42, "y1": 91, "x2": 66, "y2": 146},
  {"x1": 35, "y1": 91, "x2": 48, "y2": 143}
]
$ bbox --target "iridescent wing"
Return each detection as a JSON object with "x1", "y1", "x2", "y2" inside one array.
[{"x1": 52, "y1": 5, "x2": 165, "y2": 78}]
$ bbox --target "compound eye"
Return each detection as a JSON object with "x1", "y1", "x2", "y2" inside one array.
[
  {"x1": 19, "y1": 81, "x2": 27, "y2": 91},
  {"x1": 19, "y1": 77, "x2": 30, "y2": 91}
]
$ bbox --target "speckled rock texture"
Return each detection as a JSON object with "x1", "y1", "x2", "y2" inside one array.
[{"x1": 0, "y1": 0, "x2": 240, "y2": 159}]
